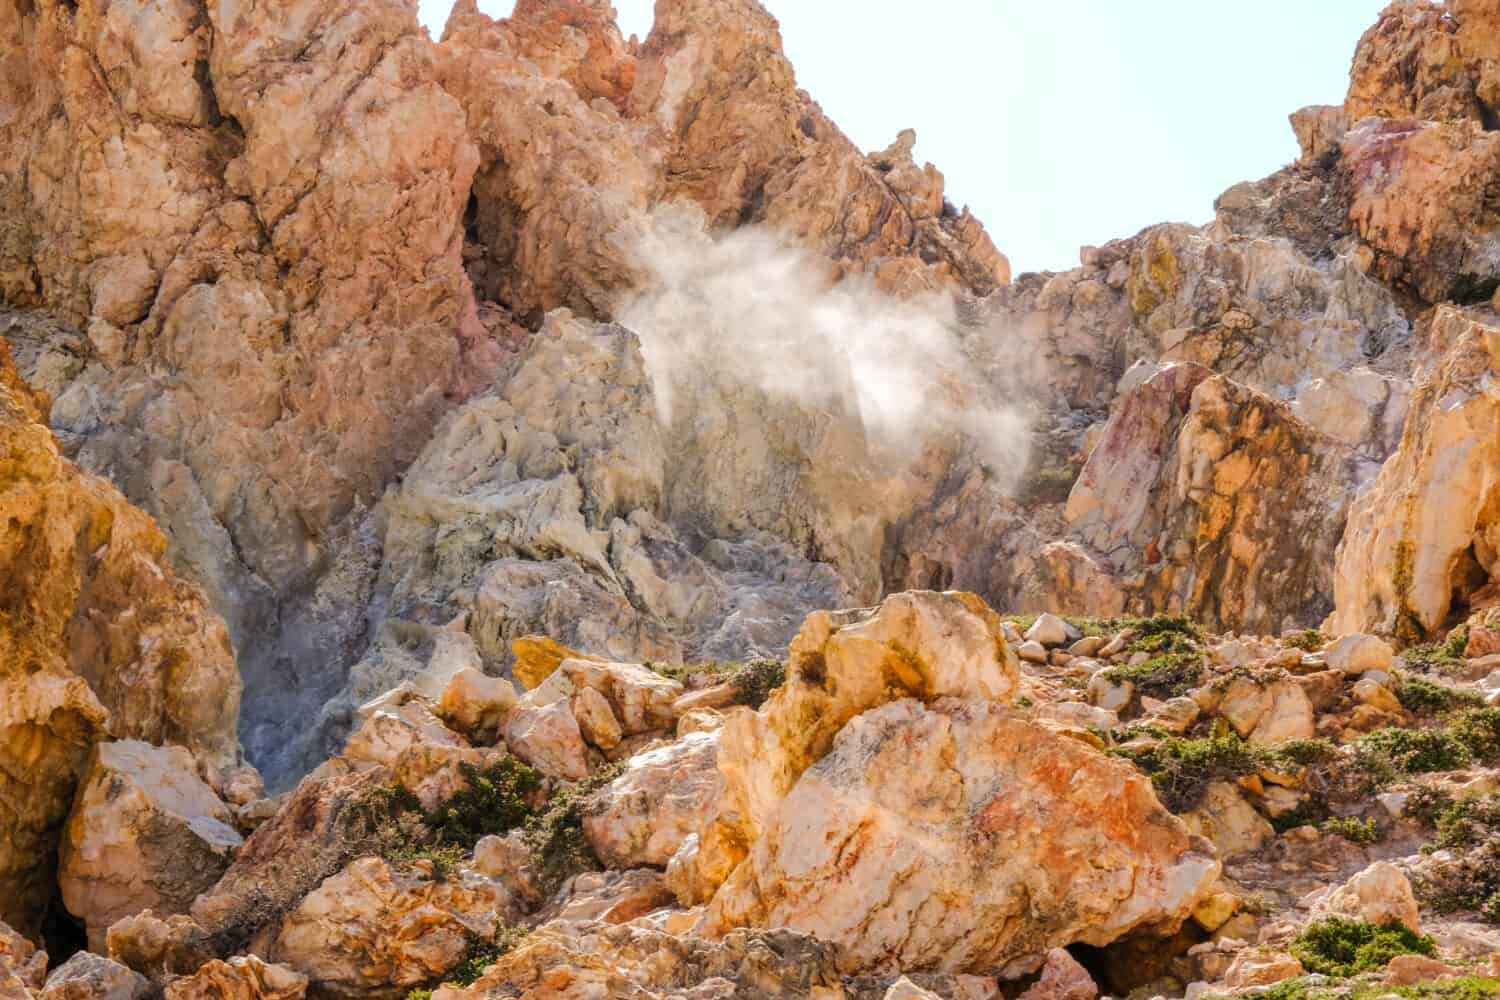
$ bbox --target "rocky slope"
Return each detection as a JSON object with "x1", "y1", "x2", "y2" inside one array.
[{"x1": 6, "y1": 0, "x2": 1500, "y2": 997}]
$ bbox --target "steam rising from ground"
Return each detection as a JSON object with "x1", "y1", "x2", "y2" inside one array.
[{"x1": 617, "y1": 206, "x2": 1029, "y2": 481}]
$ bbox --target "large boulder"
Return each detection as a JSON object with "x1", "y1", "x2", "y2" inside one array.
[
  {"x1": 0, "y1": 341, "x2": 240, "y2": 935},
  {"x1": 59, "y1": 741, "x2": 243, "y2": 950},
  {"x1": 270, "y1": 857, "x2": 528, "y2": 997},
  {"x1": 582, "y1": 731, "x2": 724, "y2": 869},
  {"x1": 702, "y1": 699, "x2": 1219, "y2": 975},
  {"x1": 709, "y1": 591, "x2": 1019, "y2": 860}
]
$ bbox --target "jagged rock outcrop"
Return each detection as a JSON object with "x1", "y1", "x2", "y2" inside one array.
[
  {"x1": 1333, "y1": 306, "x2": 1500, "y2": 636},
  {"x1": 1064, "y1": 367, "x2": 1358, "y2": 632},
  {"x1": 0, "y1": 340, "x2": 240, "y2": 935}
]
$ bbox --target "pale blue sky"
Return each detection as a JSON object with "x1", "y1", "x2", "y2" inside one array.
[{"x1": 419, "y1": 1, "x2": 1390, "y2": 274}]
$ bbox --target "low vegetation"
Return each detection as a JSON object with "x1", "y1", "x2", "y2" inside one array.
[
  {"x1": 1411, "y1": 793, "x2": 1500, "y2": 924},
  {"x1": 648, "y1": 658, "x2": 787, "y2": 708},
  {"x1": 1289, "y1": 917, "x2": 1436, "y2": 977}
]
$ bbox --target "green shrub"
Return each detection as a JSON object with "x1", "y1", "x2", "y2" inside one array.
[
  {"x1": 426, "y1": 759, "x2": 542, "y2": 847},
  {"x1": 1404, "y1": 785, "x2": 1457, "y2": 827},
  {"x1": 1289, "y1": 917, "x2": 1436, "y2": 977},
  {"x1": 648, "y1": 658, "x2": 787, "y2": 708},
  {"x1": 1322, "y1": 816, "x2": 1380, "y2": 846},
  {"x1": 1390, "y1": 978, "x2": 1500, "y2": 1000},
  {"x1": 1101, "y1": 651, "x2": 1204, "y2": 701},
  {"x1": 402, "y1": 926, "x2": 528, "y2": 1000},
  {"x1": 1286, "y1": 630, "x2": 1328, "y2": 653},
  {"x1": 1396, "y1": 675, "x2": 1486, "y2": 716},
  {"x1": 1433, "y1": 795, "x2": 1500, "y2": 850},
  {"x1": 523, "y1": 763, "x2": 624, "y2": 894},
  {"x1": 1114, "y1": 734, "x2": 1260, "y2": 813},
  {"x1": 1452, "y1": 708, "x2": 1500, "y2": 764},
  {"x1": 1412, "y1": 797, "x2": 1500, "y2": 923},
  {"x1": 1355, "y1": 727, "x2": 1471, "y2": 776},
  {"x1": 1404, "y1": 641, "x2": 1469, "y2": 678}
]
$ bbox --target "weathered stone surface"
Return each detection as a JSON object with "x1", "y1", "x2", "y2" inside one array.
[
  {"x1": 703, "y1": 699, "x2": 1219, "y2": 976},
  {"x1": 1311, "y1": 861, "x2": 1421, "y2": 933},
  {"x1": 583, "y1": 731, "x2": 723, "y2": 870},
  {"x1": 1334, "y1": 309, "x2": 1500, "y2": 637},
  {"x1": 1018, "y1": 948, "x2": 1097, "y2": 1000},
  {"x1": 1343, "y1": 119, "x2": 1500, "y2": 304},
  {"x1": 0, "y1": 341, "x2": 239, "y2": 935},
  {"x1": 1183, "y1": 782, "x2": 1275, "y2": 859},
  {"x1": 0, "y1": 920, "x2": 46, "y2": 993},
  {"x1": 271, "y1": 857, "x2": 526, "y2": 997},
  {"x1": 59, "y1": 741, "x2": 242, "y2": 950},
  {"x1": 709, "y1": 591, "x2": 1019, "y2": 862},
  {"x1": 39, "y1": 953, "x2": 149, "y2": 1000},
  {"x1": 435, "y1": 924, "x2": 844, "y2": 1000},
  {"x1": 163, "y1": 957, "x2": 307, "y2": 1000},
  {"x1": 1066, "y1": 367, "x2": 1355, "y2": 633}
]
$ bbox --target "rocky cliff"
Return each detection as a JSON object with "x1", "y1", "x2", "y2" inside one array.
[{"x1": 5, "y1": 0, "x2": 1500, "y2": 998}]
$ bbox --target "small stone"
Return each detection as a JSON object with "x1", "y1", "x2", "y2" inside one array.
[
  {"x1": 1353, "y1": 678, "x2": 1404, "y2": 715},
  {"x1": 439, "y1": 668, "x2": 517, "y2": 744},
  {"x1": 1088, "y1": 673, "x2": 1134, "y2": 712},
  {"x1": 1385, "y1": 954, "x2": 1455, "y2": 986},
  {"x1": 884, "y1": 978, "x2": 943, "y2": 1000},
  {"x1": 1025, "y1": 613, "x2": 1070, "y2": 648},
  {"x1": 40, "y1": 953, "x2": 150, "y2": 1000},
  {"x1": 1098, "y1": 633, "x2": 1130, "y2": 658},
  {"x1": 1316, "y1": 861, "x2": 1420, "y2": 932},
  {"x1": 1327, "y1": 634, "x2": 1394, "y2": 675},
  {"x1": 1048, "y1": 650, "x2": 1074, "y2": 667},
  {"x1": 1019, "y1": 641, "x2": 1050, "y2": 664},
  {"x1": 1377, "y1": 792, "x2": 1411, "y2": 820},
  {"x1": 1191, "y1": 892, "x2": 1242, "y2": 933},
  {"x1": 1223, "y1": 949, "x2": 1304, "y2": 988},
  {"x1": 1018, "y1": 947, "x2": 1097, "y2": 1000},
  {"x1": 1069, "y1": 636, "x2": 1106, "y2": 658}
]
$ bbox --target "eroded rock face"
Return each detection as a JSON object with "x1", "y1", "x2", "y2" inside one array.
[
  {"x1": 704, "y1": 699, "x2": 1217, "y2": 976},
  {"x1": 583, "y1": 731, "x2": 723, "y2": 870},
  {"x1": 59, "y1": 741, "x2": 243, "y2": 950},
  {"x1": 162, "y1": 957, "x2": 307, "y2": 1000},
  {"x1": 0, "y1": 341, "x2": 240, "y2": 935},
  {"x1": 0, "y1": 0, "x2": 491, "y2": 790},
  {"x1": 1064, "y1": 367, "x2": 1356, "y2": 632},
  {"x1": 1333, "y1": 308, "x2": 1500, "y2": 637}
]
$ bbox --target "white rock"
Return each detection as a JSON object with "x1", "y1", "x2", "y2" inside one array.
[
  {"x1": 1327, "y1": 634, "x2": 1394, "y2": 675},
  {"x1": 1025, "y1": 613, "x2": 1070, "y2": 648}
]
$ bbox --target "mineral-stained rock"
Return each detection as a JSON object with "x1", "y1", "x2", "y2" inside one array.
[
  {"x1": 38, "y1": 953, "x2": 149, "y2": 1000},
  {"x1": 1333, "y1": 308, "x2": 1500, "y2": 637},
  {"x1": 271, "y1": 856, "x2": 527, "y2": 997},
  {"x1": 163, "y1": 957, "x2": 307, "y2": 1000},
  {"x1": 1345, "y1": 2, "x2": 1486, "y2": 122},
  {"x1": 105, "y1": 912, "x2": 215, "y2": 989},
  {"x1": 1066, "y1": 367, "x2": 1356, "y2": 633},
  {"x1": 0, "y1": 341, "x2": 240, "y2": 935},
  {"x1": 1343, "y1": 118, "x2": 1500, "y2": 304},
  {"x1": 1, "y1": 0, "x2": 491, "y2": 794},
  {"x1": 702, "y1": 699, "x2": 1219, "y2": 976},
  {"x1": 59, "y1": 741, "x2": 243, "y2": 950},
  {"x1": 583, "y1": 731, "x2": 723, "y2": 870}
]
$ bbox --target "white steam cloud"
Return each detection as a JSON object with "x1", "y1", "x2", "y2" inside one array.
[{"x1": 617, "y1": 205, "x2": 1029, "y2": 481}]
